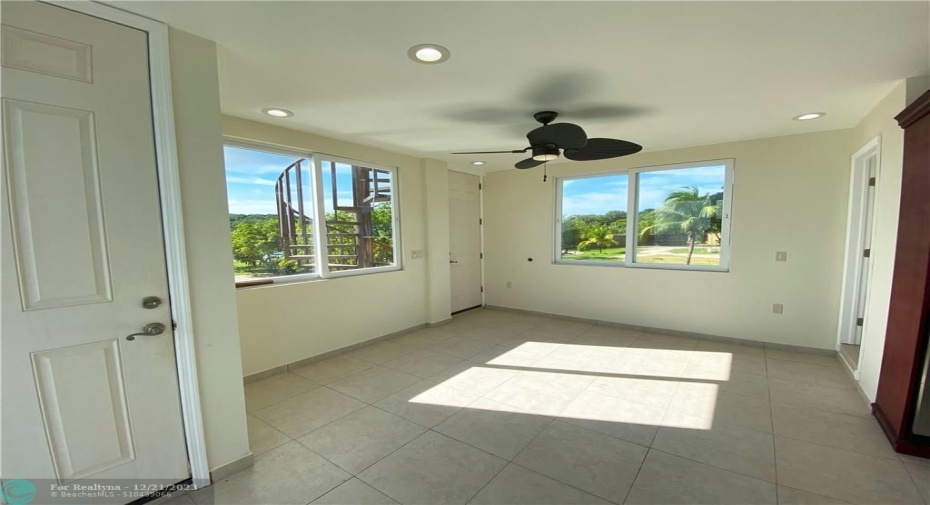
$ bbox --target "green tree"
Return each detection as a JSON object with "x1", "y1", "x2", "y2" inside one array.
[
  {"x1": 230, "y1": 217, "x2": 281, "y2": 270},
  {"x1": 638, "y1": 187, "x2": 721, "y2": 265},
  {"x1": 578, "y1": 225, "x2": 616, "y2": 253}
]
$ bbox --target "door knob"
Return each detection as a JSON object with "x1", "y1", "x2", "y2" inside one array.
[
  {"x1": 449, "y1": 260, "x2": 459, "y2": 264},
  {"x1": 126, "y1": 323, "x2": 166, "y2": 341}
]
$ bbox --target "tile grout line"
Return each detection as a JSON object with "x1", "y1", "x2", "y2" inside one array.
[
  {"x1": 244, "y1": 310, "x2": 887, "y2": 504},
  {"x1": 768, "y1": 352, "x2": 781, "y2": 499},
  {"x1": 618, "y1": 448, "x2": 649, "y2": 505}
]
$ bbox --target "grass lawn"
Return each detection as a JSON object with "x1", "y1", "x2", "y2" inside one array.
[
  {"x1": 561, "y1": 247, "x2": 626, "y2": 261},
  {"x1": 562, "y1": 247, "x2": 720, "y2": 266},
  {"x1": 667, "y1": 247, "x2": 719, "y2": 255},
  {"x1": 636, "y1": 255, "x2": 720, "y2": 266}
]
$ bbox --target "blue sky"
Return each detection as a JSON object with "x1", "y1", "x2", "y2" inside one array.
[
  {"x1": 561, "y1": 165, "x2": 726, "y2": 217},
  {"x1": 224, "y1": 146, "x2": 355, "y2": 214}
]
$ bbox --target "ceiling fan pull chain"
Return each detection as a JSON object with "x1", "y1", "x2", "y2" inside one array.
[{"x1": 543, "y1": 161, "x2": 548, "y2": 182}]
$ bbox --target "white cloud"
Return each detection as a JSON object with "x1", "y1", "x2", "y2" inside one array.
[
  {"x1": 562, "y1": 191, "x2": 627, "y2": 217},
  {"x1": 228, "y1": 199, "x2": 277, "y2": 215},
  {"x1": 227, "y1": 175, "x2": 278, "y2": 186}
]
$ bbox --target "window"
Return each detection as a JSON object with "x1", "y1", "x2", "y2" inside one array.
[
  {"x1": 224, "y1": 142, "x2": 400, "y2": 286},
  {"x1": 556, "y1": 160, "x2": 733, "y2": 271}
]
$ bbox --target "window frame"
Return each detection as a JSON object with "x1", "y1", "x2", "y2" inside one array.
[
  {"x1": 223, "y1": 138, "x2": 402, "y2": 287},
  {"x1": 554, "y1": 159, "x2": 734, "y2": 272},
  {"x1": 312, "y1": 153, "x2": 403, "y2": 280}
]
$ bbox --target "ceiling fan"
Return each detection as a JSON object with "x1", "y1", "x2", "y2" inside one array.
[{"x1": 452, "y1": 111, "x2": 643, "y2": 170}]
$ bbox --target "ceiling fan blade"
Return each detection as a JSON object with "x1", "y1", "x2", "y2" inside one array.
[
  {"x1": 527, "y1": 123, "x2": 587, "y2": 150},
  {"x1": 563, "y1": 138, "x2": 643, "y2": 161},
  {"x1": 515, "y1": 158, "x2": 545, "y2": 170},
  {"x1": 451, "y1": 148, "x2": 529, "y2": 155}
]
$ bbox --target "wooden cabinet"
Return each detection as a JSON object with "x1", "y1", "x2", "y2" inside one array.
[{"x1": 873, "y1": 90, "x2": 930, "y2": 456}]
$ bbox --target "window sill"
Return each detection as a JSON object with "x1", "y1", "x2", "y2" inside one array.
[
  {"x1": 235, "y1": 278, "x2": 275, "y2": 288},
  {"x1": 553, "y1": 260, "x2": 729, "y2": 273},
  {"x1": 233, "y1": 265, "x2": 402, "y2": 289}
]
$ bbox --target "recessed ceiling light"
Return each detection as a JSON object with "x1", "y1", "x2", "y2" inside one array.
[
  {"x1": 793, "y1": 112, "x2": 825, "y2": 121},
  {"x1": 263, "y1": 108, "x2": 294, "y2": 118},
  {"x1": 408, "y1": 44, "x2": 450, "y2": 64},
  {"x1": 471, "y1": 161, "x2": 485, "y2": 166}
]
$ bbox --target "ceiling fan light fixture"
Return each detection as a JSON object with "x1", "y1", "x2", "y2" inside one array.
[
  {"x1": 531, "y1": 146, "x2": 560, "y2": 162},
  {"x1": 408, "y1": 44, "x2": 450, "y2": 64},
  {"x1": 471, "y1": 161, "x2": 485, "y2": 166}
]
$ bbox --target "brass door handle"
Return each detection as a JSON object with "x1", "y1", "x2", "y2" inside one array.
[{"x1": 126, "y1": 323, "x2": 166, "y2": 341}]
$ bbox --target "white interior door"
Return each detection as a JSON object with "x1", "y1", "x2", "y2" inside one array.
[
  {"x1": 1, "y1": 0, "x2": 189, "y2": 490},
  {"x1": 449, "y1": 171, "x2": 483, "y2": 313},
  {"x1": 852, "y1": 155, "x2": 878, "y2": 345}
]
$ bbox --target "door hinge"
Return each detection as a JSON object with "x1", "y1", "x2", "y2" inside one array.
[
  {"x1": 863, "y1": 248, "x2": 871, "y2": 258},
  {"x1": 480, "y1": 286, "x2": 484, "y2": 293},
  {"x1": 480, "y1": 253, "x2": 483, "y2": 259},
  {"x1": 172, "y1": 320, "x2": 178, "y2": 331},
  {"x1": 856, "y1": 317, "x2": 864, "y2": 327},
  {"x1": 868, "y1": 177, "x2": 876, "y2": 187},
  {"x1": 478, "y1": 183, "x2": 482, "y2": 190},
  {"x1": 479, "y1": 218, "x2": 483, "y2": 225}
]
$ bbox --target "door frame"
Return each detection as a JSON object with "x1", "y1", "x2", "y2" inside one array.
[
  {"x1": 46, "y1": 0, "x2": 210, "y2": 487},
  {"x1": 836, "y1": 136, "x2": 882, "y2": 375}
]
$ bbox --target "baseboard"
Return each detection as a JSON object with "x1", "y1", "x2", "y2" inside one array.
[
  {"x1": 243, "y1": 322, "x2": 427, "y2": 383},
  {"x1": 427, "y1": 317, "x2": 453, "y2": 327},
  {"x1": 483, "y1": 304, "x2": 837, "y2": 357},
  {"x1": 209, "y1": 452, "x2": 254, "y2": 482}
]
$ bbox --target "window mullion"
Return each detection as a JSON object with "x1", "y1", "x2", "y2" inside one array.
[
  {"x1": 311, "y1": 156, "x2": 330, "y2": 278},
  {"x1": 626, "y1": 171, "x2": 637, "y2": 266}
]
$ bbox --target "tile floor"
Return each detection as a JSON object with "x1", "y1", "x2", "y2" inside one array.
[{"x1": 170, "y1": 309, "x2": 929, "y2": 505}]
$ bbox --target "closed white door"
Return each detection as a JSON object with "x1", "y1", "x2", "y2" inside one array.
[
  {"x1": 449, "y1": 171, "x2": 483, "y2": 313},
  {"x1": 852, "y1": 155, "x2": 878, "y2": 345},
  {"x1": 1, "y1": 0, "x2": 189, "y2": 489}
]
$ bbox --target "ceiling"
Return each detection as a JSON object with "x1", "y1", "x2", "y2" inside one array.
[{"x1": 116, "y1": 1, "x2": 929, "y2": 172}]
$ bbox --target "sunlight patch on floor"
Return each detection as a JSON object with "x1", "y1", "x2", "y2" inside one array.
[{"x1": 407, "y1": 342, "x2": 732, "y2": 431}]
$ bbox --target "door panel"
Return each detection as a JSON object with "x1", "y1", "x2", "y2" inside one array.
[
  {"x1": 4, "y1": 99, "x2": 112, "y2": 310},
  {"x1": 1, "y1": 1, "x2": 189, "y2": 487},
  {"x1": 449, "y1": 171, "x2": 482, "y2": 313},
  {"x1": 32, "y1": 340, "x2": 135, "y2": 481}
]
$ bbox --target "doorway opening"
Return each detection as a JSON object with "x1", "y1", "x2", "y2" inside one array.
[{"x1": 837, "y1": 137, "x2": 881, "y2": 375}]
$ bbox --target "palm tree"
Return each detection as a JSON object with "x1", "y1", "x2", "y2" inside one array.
[
  {"x1": 579, "y1": 225, "x2": 616, "y2": 253},
  {"x1": 638, "y1": 187, "x2": 721, "y2": 265}
]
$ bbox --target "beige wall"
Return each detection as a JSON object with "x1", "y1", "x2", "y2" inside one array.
[
  {"x1": 484, "y1": 130, "x2": 853, "y2": 350},
  {"x1": 168, "y1": 29, "x2": 250, "y2": 472},
  {"x1": 854, "y1": 78, "x2": 928, "y2": 402},
  {"x1": 223, "y1": 117, "x2": 452, "y2": 376},
  {"x1": 423, "y1": 159, "x2": 453, "y2": 324}
]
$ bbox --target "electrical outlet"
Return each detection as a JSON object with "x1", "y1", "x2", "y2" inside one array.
[
  {"x1": 410, "y1": 249, "x2": 424, "y2": 259},
  {"x1": 773, "y1": 303, "x2": 784, "y2": 314},
  {"x1": 775, "y1": 251, "x2": 788, "y2": 262},
  {"x1": 506, "y1": 281, "x2": 512, "y2": 288}
]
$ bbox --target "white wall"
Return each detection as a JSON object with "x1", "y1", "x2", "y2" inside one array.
[
  {"x1": 168, "y1": 29, "x2": 250, "y2": 472},
  {"x1": 484, "y1": 130, "x2": 852, "y2": 350},
  {"x1": 223, "y1": 117, "x2": 452, "y2": 376},
  {"x1": 855, "y1": 77, "x2": 929, "y2": 402},
  {"x1": 423, "y1": 159, "x2": 452, "y2": 324}
]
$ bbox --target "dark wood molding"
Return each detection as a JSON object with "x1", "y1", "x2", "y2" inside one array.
[
  {"x1": 896, "y1": 90, "x2": 930, "y2": 129},
  {"x1": 874, "y1": 87, "x2": 930, "y2": 459},
  {"x1": 235, "y1": 278, "x2": 274, "y2": 288}
]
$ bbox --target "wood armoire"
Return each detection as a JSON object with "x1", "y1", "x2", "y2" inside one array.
[{"x1": 873, "y1": 90, "x2": 930, "y2": 456}]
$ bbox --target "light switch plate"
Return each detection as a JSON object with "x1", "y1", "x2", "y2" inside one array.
[
  {"x1": 773, "y1": 303, "x2": 784, "y2": 314},
  {"x1": 411, "y1": 250, "x2": 424, "y2": 259},
  {"x1": 775, "y1": 251, "x2": 788, "y2": 262}
]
